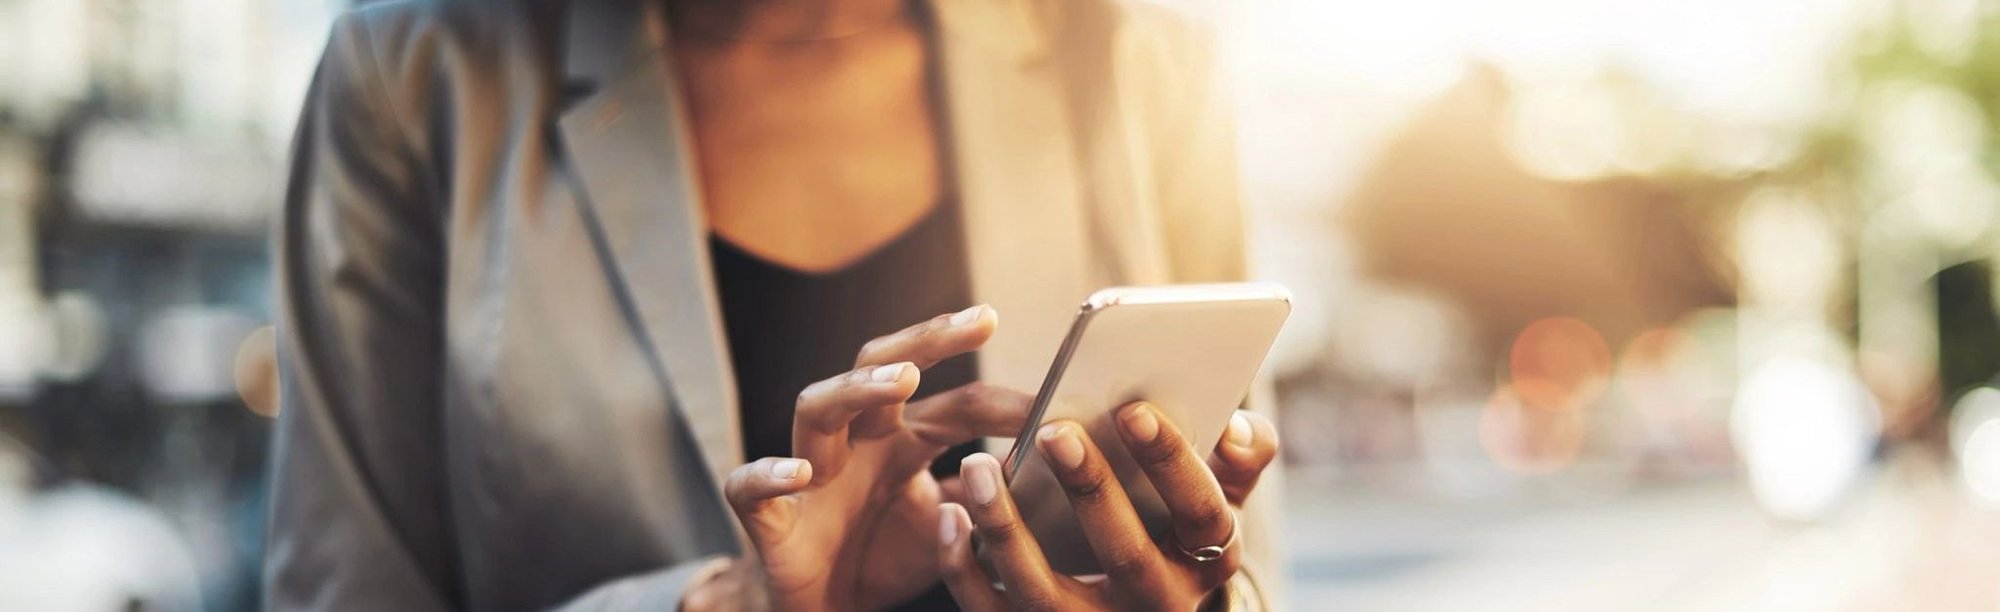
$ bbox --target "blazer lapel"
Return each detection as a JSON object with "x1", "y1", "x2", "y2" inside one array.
[
  {"x1": 558, "y1": 0, "x2": 742, "y2": 493},
  {"x1": 932, "y1": 0, "x2": 1095, "y2": 394}
]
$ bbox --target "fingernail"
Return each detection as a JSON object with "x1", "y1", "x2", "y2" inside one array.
[
  {"x1": 1039, "y1": 423, "x2": 1086, "y2": 469},
  {"x1": 949, "y1": 304, "x2": 986, "y2": 326},
  {"x1": 963, "y1": 455, "x2": 999, "y2": 505},
  {"x1": 1123, "y1": 403, "x2": 1160, "y2": 442},
  {"x1": 871, "y1": 362, "x2": 910, "y2": 383},
  {"x1": 938, "y1": 504, "x2": 960, "y2": 544},
  {"x1": 772, "y1": 458, "x2": 804, "y2": 479},
  {"x1": 1227, "y1": 412, "x2": 1254, "y2": 448}
]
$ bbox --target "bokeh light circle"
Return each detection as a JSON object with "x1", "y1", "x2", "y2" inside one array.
[
  {"x1": 1509, "y1": 317, "x2": 1613, "y2": 411},
  {"x1": 1730, "y1": 358, "x2": 1880, "y2": 521}
]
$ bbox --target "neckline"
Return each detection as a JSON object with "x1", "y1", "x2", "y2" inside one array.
[{"x1": 709, "y1": 198, "x2": 954, "y2": 278}]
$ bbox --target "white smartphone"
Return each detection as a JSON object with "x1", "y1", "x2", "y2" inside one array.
[{"x1": 994, "y1": 282, "x2": 1291, "y2": 575}]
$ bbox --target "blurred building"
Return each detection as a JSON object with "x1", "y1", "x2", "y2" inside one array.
[{"x1": 0, "y1": 1, "x2": 340, "y2": 610}]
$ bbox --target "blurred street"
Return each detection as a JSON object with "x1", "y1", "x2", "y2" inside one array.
[
  {"x1": 1286, "y1": 457, "x2": 2000, "y2": 611},
  {"x1": 7, "y1": 0, "x2": 2000, "y2": 608}
]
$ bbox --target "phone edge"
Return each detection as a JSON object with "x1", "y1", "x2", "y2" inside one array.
[{"x1": 1002, "y1": 301, "x2": 1101, "y2": 480}]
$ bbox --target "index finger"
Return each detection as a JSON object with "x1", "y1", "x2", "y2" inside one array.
[
  {"x1": 902, "y1": 382, "x2": 1034, "y2": 448},
  {"x1": 854, "y1": 305, "x2": 996, "y2": 369}
]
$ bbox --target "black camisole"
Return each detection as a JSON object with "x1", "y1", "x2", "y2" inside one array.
[{"x1": 710, "y1": 199, "x2": 980, "y2": 472}]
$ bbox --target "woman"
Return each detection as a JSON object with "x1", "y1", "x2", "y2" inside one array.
[{"x1": 267, "y1": 0, "x2": 1282, "y2": 609}]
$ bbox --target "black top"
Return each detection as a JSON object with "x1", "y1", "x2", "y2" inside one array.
[
  {"x1": 710, "y1": 200, "x2": 979, "y2": 469},
  {"x1": 709, "y1": 202, "x2": 973, "y2": 612}
]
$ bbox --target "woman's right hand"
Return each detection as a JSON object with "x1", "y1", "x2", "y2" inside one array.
[{"x1": 685, "y1": 305, "x2": 1034, "y2": 612}]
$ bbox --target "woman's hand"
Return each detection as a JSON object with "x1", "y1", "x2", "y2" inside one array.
[
  {"x1": 707, "y1": 305, "x2": 1034, "y2": 612},
  {"x1": 936, "y1": 403, "x2": 1280, "y2": 611}
]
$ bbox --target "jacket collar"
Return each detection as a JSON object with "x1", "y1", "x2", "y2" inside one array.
[{"x1": 555, "y1": 0, "x2": 1088, "y2": 499}]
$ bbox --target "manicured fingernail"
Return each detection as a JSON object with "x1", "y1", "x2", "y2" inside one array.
[
  {"x1": 949, "y1": 304, "x2": 986, "y2": 326},
  {"x1": 871, "y1": 362, "x2": 910, "y2": 383},
  {"x1": 938, "y1": 504, "x2": 961, "y2": 544},
  {"x1": 1227, "y1": 411, "x2": 1254, "y2": 448},
  {"x1": 1039, "y1": 423, "x2": 1086, "y2": 469},
  {"x1": 963, "y1": 455, "x2": 999, "y2": 505},
  {"x1": 772, "y1": 458, "x2": 804, "y2": 479},
  {"x1": 1123, "y1": 403, "x2": 1160, "y2": 442}
]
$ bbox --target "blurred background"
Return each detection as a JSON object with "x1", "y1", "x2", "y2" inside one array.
[{"x1": 2, "y1": 0, "x2": 1999, "y2": 610}]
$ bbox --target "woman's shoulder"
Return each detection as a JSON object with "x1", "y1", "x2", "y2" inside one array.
[{"x1": 315, "y1": 0, "x2": 559, "y2": 172}]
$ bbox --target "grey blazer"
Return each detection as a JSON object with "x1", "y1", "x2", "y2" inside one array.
[{"x1": 267, "y1": 0, "x2": 1280, "y2": 609}]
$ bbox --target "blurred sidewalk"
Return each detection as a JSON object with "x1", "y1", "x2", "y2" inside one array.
[{"x1": 1284, "y1": 456, "x2": 2000, "y2": 611}]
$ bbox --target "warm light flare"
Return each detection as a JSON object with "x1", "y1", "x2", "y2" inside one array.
[{"x1": 1508, "y1": 317, "x2": 1612, "y2": 412}]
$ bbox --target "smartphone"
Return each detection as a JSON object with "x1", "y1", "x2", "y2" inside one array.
[{"x1": 994, "y1": 282, "x2": 1291, "y2": 575}]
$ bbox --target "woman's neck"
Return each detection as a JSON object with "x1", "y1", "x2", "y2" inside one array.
[{"x1": 669, "y1": 0, "x2": 912, "y2": 43}]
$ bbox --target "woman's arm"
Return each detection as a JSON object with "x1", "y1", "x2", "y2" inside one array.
[
  {"x1": 266, "y1": 11, "x2": 724, "y2": 610},
  {"x1": 266, "y1": 10, "x2": 455, "y2": 609}
]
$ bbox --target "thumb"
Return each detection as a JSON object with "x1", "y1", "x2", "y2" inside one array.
[{"x1": 724, "y1": 457, "x2": 812, "y2": 544}]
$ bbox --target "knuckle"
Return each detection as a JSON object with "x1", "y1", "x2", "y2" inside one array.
[
  {"x1": 960, "y1": 380, "x2": 993, "y2": 397},
  {"x1": 964, "y1": 384, "x2": 1004, "y2": 421},
  {"x1": 967, "y1": 382, "x2": 1010, "y2": 411},
  {"x1": 1134, "y1": 436, "x2": 1186, "y2": 465},
  {"x1": 1063, "y1": 476, "x2": 1112, "y2": 505},
  {"x1": 980, "y1": 516, "x2": 1027, "y2": 546},
  {"x1": 1186, "y1": 503, "x2": 1231, "y2": 532},
  {"x1": 1101, "y1": 547, "x2": 1154, "y2": 581}
]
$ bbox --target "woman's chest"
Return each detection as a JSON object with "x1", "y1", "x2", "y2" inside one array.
[{"x1": 672, "y1": 33, "x2": 947, "y2": 273}]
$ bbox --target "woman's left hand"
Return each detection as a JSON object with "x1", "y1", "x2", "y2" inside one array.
[{"x1": 937, "y1": 402, "x2": 1280, "y2": 611}]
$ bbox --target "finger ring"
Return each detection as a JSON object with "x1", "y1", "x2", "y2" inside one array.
[{"x1": 1175, "y1": 510, "x2": 1239, "y2": 563}]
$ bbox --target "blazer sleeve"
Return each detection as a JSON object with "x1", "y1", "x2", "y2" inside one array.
[
  {"x1": 265, "y1": 12, "x2": 720, "y2": 611},
  {"x1": 265, "y1": 10, "x2": 458, "y2": 610}
]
